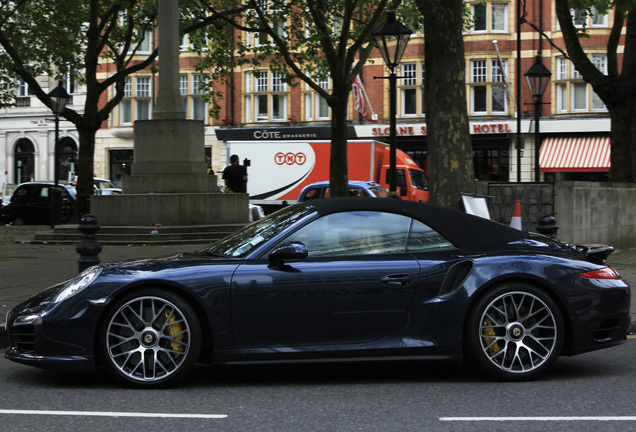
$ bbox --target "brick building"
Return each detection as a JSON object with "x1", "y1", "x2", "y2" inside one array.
[{"x1": 1, "y1": 1, "x2": 621, "y2": 191}]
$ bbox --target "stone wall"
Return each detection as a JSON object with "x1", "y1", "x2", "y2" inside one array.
[{"x1": 555, "y1": 181, "x2": 636, "y2": 250}]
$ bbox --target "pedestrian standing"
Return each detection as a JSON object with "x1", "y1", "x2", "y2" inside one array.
[{"x1": 222, "y1": 154, "x2": 248, "y2": 193}]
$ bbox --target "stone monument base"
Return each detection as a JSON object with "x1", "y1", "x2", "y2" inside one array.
[{"x1": 91, "y1": 193, "x2": 249, "y2": 226}]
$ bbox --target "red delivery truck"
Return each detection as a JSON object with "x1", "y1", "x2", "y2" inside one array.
[{"x1": 226, "y1": 140, "x2": 428, "y2": 205}]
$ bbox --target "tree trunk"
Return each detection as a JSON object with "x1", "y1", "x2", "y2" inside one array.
[
  {"x1": 608, "y1": 97, "x2": 636, "y2": 182},
  {"x1": 75, "y1": 125, "x2": 98, "y2": 218},
  {"x1": 417, "y1": 0, "x2": 475, "y2": 210},
  {"x1": 329, "y1": 96, "x2": 350, "y2": 197}
]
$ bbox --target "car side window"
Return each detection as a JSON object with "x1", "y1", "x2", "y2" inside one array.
[
  {"x1": 12, "y1": 186, "x2": 30, "y2": 204},
  {"x1": 407, "y1": 220, "x2": 454, "y2": 251},
  {"x1": 38, "y1": 186, "x2": 50, "y2": 203},
  {"x1": 303, "y1": 188, "x2": 321, "y2": 200},
  {"x1": 285, "y1": 211, "x2": 412, "y2": 257}
]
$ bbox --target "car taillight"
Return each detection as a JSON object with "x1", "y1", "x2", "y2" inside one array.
[{"x1": 580, "y1": 267, "x2": 619, "y2": 279}]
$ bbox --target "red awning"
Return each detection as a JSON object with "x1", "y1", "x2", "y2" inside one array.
[{"x1": 540, "y1": 135, "x2": 610, "y2": 172}]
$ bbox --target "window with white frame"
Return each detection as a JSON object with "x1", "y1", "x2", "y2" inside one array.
[
  {"x1": 191, "y1": 74, "x2": 207, "y2": 121},
  {"x1": 304, "y1": 73, "x2": 330, "y2": 121},
  {"x1": 117, "y1": 76, "x2": 153, "y2": 125},
  {"x1": 178, "y1": 74, "x2": 208, "y2": 122},
  {"x1": 246, "y1": 0, "x2": 286, "y2": 47},
  {"x1": 470, "y1": 58, "x2": 508, "y2": 115},
  {"x1": 120, "y1": 77, "x2": 132, "y2": 125},
  {"x1": 244, "y1": 70, "x2": 288, "y2": 122},
  {"x1": 17, "y1": 79, "x2": 30, "y2": 97},
  {"x1": 571, "y1": 7, "x2": 608, "y2": 28},
  {"x1": 135, "y1": 76, "x2": 152, "y2": 120},
  {"x1": 399, "y1": 63, "x2": 425, "y2": 117},
  {"x1": 471, "y1": 1, "x2": 508, "y2": 33},
  {"x1": 555, "y1": 54, "x2": 607, "y2": 113},
  {"x1": 120, "y1": 10, "x2": 153, "y2": 54}
]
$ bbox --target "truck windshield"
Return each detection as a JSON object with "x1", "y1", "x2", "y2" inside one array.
[{"x1": 409, "y1": 169, "x2": 428, "y2": 189}]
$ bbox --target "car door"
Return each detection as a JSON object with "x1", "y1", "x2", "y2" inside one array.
[{"x1": 230, "y1": 211, "x2": 421, "y2": 349}]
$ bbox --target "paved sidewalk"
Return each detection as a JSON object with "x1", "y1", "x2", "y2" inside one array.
[{"x1": 0, "y1": 225, "x2": 634, "y2": 333}]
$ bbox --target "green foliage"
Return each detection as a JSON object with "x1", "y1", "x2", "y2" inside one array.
[{"x1": 191, "y1": 0, "x2": 398, "y2": 119}]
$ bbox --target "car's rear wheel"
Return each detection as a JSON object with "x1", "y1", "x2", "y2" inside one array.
[
  {"x1": 465, "y1": 283, "x2": 564, "y2": 381},
  {"x1": 99, "y1": 288, "x2": 202, "y2": 388}
]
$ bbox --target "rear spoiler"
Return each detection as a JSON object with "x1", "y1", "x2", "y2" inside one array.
[{"x1": 575, "y1": 243, "x2": 615, "y2": 264}]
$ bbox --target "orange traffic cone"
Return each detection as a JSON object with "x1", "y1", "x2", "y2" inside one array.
[{"x1": 510, "y1": 200, "x2": 522, "y2": 230}]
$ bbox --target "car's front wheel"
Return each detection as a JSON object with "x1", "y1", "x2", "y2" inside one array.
[
  {"x1": 465, "y1": 283, "x2": 564, "y2": 381},
  {"x1": 99, "y1": 288, "x2": 202, "y2": 388}
]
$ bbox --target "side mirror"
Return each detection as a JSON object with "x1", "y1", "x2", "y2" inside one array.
[
  {"x1": 268, "y1": 241, "x2": 308, "y2": 267},
  {"x1": 399, "y1": 187, "x2": 408, "y2": 197}
]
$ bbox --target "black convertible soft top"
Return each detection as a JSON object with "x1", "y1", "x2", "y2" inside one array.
[{"x1": 300, "y1": 197, "x2": 530, "y2": 251}]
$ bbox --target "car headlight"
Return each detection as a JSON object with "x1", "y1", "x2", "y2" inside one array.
[{"x1": 54, "y1": 266, "x2": 103, "y2": 303}]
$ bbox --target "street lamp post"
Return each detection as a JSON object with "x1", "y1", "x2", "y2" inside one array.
[
  {"x1": 524, "y1": 57, "x2": 551, "y2": 182},
  {"x1": 48, "y1": 80, "x2": 70, "y2": 227},
  {"x1": 373, "y1": 11, "x2": 412, "y2": 195}
]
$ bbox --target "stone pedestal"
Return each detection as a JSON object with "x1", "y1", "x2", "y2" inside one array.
[
  {"x1": 123, "y1": 119, "x2": 217, "y2": 193},
  {"x1": 91, "y1": 193, "x2": 249, "y2": 226},
  {"x1": 90, "y1": 0, "x2": 248, "y2": 228},
  {"x1": 92, "y1": 120, "x2": 249, "y2": 226}
]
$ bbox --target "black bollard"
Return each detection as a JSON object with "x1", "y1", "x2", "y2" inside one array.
[
  {"x1": 536, "y1": 215, "x2": 559, "y2": 239},
  {"x1": 76, "y1": 214, "x2": 102, "y2": 273}
]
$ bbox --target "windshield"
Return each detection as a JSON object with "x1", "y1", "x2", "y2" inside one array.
[
  {"x1": 200, "y1": 204, "x2": 315, "y2": 258},
  {"x1": 95, "y1": 180, "x2": 116, "y2": 189},
  {"x1": 369, "y1": 186, "x2": 389, "y2": 198},
  {"x1": 409, "y1": 169, "x2": 428, "y2": 189}
]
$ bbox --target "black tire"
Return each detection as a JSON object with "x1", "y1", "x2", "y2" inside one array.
[
  {"x1": 98, "y1": 288, "x2": 202, "y2": 388},
  {"x1": 12, "y1": 217, "x2": 24, "y2": 226},
  {"x1": 465, "y1": 283, "x2": 564, "y2": 381}
]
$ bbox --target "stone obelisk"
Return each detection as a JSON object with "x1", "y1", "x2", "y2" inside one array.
[{"x1": 91, "y1": 0, "x2": 248, "y2": 226}]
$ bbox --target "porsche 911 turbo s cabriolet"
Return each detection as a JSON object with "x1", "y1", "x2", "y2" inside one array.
[{"x1": 5, "y1": 198, "x2": 631, "y2": 387}]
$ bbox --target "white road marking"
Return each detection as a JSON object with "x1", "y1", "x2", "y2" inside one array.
[
  {"x1": 440, "y1": 417, "x2": 636, "y2": 422},
  {"x1": 0, "y1": 409, "x2": 227, "y2": 419}
]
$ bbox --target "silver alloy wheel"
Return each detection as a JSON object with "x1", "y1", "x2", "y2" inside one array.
[
  {"x1": 478, "y1": 290, "x2": 558, "y2": 374},
  {"x1": 105, "y1": 296, "x2": 191, "y2": 383}
]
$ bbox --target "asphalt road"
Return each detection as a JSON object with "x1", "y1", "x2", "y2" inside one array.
[{"x1": 0, "y1": 337, "x2": 634, "y2": 431}]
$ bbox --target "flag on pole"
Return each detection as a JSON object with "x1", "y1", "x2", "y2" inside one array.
[
  {"x1": 492, "y1": 40, "x2": 516, "y2": 113},
  {"x1": 352, "y1": 75, "x2": 366, "y2": 115}
]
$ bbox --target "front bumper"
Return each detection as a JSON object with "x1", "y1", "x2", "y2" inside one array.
[{"x1": 4, "y1": 284, "x2": 103, "y2": 372}]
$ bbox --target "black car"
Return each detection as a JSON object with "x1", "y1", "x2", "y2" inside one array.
[
  {"x1": 1, "y1": 182, "x2": 75, "y2": 225},
  {"x1": 5, "y1": 198, "x2": 632, "y2": 387}
]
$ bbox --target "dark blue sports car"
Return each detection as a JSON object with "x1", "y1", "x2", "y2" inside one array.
[{"x1": 5, "y1": 198, "x2": 631, "y2": 387}]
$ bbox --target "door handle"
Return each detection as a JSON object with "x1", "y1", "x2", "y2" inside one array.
[{"x1": 380, "y1": 274, "x2": 413, "y2": 286}]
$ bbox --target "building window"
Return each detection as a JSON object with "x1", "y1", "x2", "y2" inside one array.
[
  {"x1": 117, "y1": 76, "x2": 153, "y2": 125},
  {"x1": 471, "y1": 2, "x2": 508, "y2": 33},
  {"x1": 246, "y1": 0, "x2": 286, "y2": 47},
  {"x1": 399, "y1": 63, "x2": 425, "y2": 117},
  {"x1": 120, "y1": 77, "x2": 132, "y2": 125},
  {"x1": 17, "y1": 79, "x2": 30, "y2": 97},
  {"x1": 244, "y1": 70, "x2": 288, "y2": 123},
  {"x1": 304, "y1": 73, "x2": 330, "y2": 121},
  {"x1": 571, "y1": 7, "x2": 608, "y2": 28},
  {"x1": 120, "y1": 10, "x2": 153, "y2": 54},
  {"x1": 135, "y1": 76, "x2": 151, "y2": 120},
  {"x1": 555, "y1": 55, "x2": 607, "y2": 114},
  {"x1": 469, "y1": 58, "x2": 508, "y2": 115},
  {"x1": 191, "y1": 74, "x2": 208, "y2": 121}
]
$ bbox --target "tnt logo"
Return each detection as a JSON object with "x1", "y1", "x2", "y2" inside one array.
[{"x1": 275, "y1": 152, "x2": 306, "y2": 165}]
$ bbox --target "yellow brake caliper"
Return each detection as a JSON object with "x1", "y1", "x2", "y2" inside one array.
[
  {"x1": 165, "y1": 308, "x2": 184, "y2": 357},
  {"x1": 483, "y1": 319, "x2": 500, "y2": 356}
]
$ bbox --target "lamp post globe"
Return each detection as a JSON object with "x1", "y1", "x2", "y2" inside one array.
[
  {"x1": 524, "y1": 57, "x2": 551, "y2": 182},
  {"x1": 47, "y1": 80, "x2": 70, "y2": 227}
]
